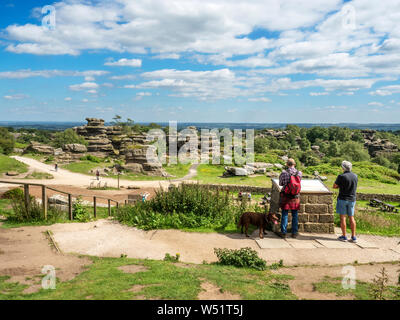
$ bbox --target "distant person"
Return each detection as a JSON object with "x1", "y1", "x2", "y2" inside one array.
[
  {"x1": 54, "y1": 163, "x2": 58, "y2": 172},
  {"x1": 96, "y1": 170, "x2": 100, "y2": 181},
  {"x1": 333, "y1": 161, "x2": 358, "y2": 243},
  {"x1": 277, "y1": 158, "x2": 302, "y2": 239}
]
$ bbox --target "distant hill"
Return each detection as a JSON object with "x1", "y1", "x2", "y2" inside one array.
[{"x1": 0, "y1": 121, "x2": 400, "y2": 132}]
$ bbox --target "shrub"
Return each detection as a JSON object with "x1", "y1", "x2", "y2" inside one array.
[
  {"x1": 164, "y1": 253, "x2": 180, "y2": 262},
  {"x1": 115, "y1": 183, "x2": 244, "y2": 230},
  {"x1": 0, "y1": 127, "x2": 15, "y2": 155},
  {"x1": 80, "y1": 154, "x2": 102, "y2": 163},
  {"x1": 72, "y1": 197, "x2": 91, "y2": 222},
  {"x1": 214, "y1": 247, "x2": 267, "y2": 271},
  {"x1": 2, "y1": 188, "x2": 24, "y2": 200},
  {"x1": 53, "y1": 129, "x2": 88, "y2": 148}
]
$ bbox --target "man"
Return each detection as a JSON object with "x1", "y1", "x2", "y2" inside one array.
[
  {"x1": 277, "y1": 158, "x2": 302, "y2": 239},
  {"x1": 333, "y1": 160, "x2": 358, "y2": 243},
  {"x1": 96, "y1": 170, "x2": 100, "y2": 181}
]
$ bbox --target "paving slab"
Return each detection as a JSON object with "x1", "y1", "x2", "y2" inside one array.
[
  {"x1": 284, "y1": 239, "x2": 319, "y2": 249},
  {"x1": 256, "y1": 238, "x2": 292, "y2": 249},
  {"x1": 316, "y1": 239, "x2": 359, "y2": 249},
  {"x1": 354, "y1": 239, "x2": 379, "y2": 249}
]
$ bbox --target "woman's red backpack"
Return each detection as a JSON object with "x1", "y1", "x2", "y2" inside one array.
[{"x1": 283, "y1": 171, "x2": 301, "y2": 196}]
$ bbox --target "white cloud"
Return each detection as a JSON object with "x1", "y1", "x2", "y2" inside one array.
[
  {"x1": 69, "y1": 82, "x2": 99, "y2": 91},
  {"x1": 104, "y1": 58, "x2": 142, "y2": 67},
  {"x1": 3, "y1": 94, "x2": 29, "y2": 100},
  {"x1": 109, "y1": 75, "x2": 135, "y2": 80},
  {"x1": 310, "y1": 92, "x2": 329, "y2": 96},
  {"x1": 248, "y1": 97, "x2": 271, "y2": 102},
  {"x1": 368, "y1": 101, "x2": 384, "y2": 107},
  {"x1": 64, "y1": 97, "x2": 72, "y2": 101},
  {"x1": 0, "y1": 69, "x2": 108, "y2": 79}
]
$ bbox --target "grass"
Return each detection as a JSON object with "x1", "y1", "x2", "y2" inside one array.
[
  {"x1": 0, "y1": 154, "x2": 28, "y2": 175},
  {"x1": 192, "y1": 164, "x2": 272, "y2": 187},
  {"x1": 313, "y1": 276, "x2": 400, "y2": 300},
  {"x1": 62, "y1": 160, "x2": 191, "y2": 181},
  {"x1": 0, "y1": 199, "x2": 114, "y2": 229},
  {"x1": 332, "y1": 199, "x2": 400, "y2": 237},
  {"x1": 24, "y1": 171, "x2": 54, "y2": 180},
  {"x1": 0, "y1": 256, "x2": 296, "y2": 300}
]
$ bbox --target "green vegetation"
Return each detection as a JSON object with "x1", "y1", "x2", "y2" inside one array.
[
  {"x1": 0, "y1": 154, "x2": 28, "y2": 175},
  {"x1": 115, "y1": 183, "x2": 254, "y2": 232},
  {"x1": 0, "y1": 256, "x2": 296, "y2": 300},
  {"x1": 214, "y1": 247, "x2": 267, "y2": 271},
  {"x1": 24, "y1": 171, "x2": 54, "y2": 180},
  {"x1": 313, "y1": 275, "x2": 400, "y2": 300},
  {"x1": 334, "y1": 200, "x2": 400, "y2": 237},
  {"x1": 0, "y1": 127, "x2": 15, "y2": 155},
  {"x1": 53, "y1": 128, "x2": 88, "y2": 148}
]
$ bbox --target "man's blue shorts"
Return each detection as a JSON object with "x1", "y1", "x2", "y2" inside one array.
[{"x1": 336, "y1": 199, "x2": 356, "y2": 216}]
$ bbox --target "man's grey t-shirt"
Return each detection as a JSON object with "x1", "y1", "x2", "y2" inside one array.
[{"x1": 335, "y1": 171, "x2": 358, "y2": 202}]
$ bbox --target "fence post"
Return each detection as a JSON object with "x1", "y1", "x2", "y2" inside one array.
[
  {"x1": 108, "y1": 199, "x2": 111, "y2": 217},
  {"x1": 93, "y1": 196, "x2": 97, "y2": 218},
  {"x1": 68, "y1": 194, "x2": 73, "y2": 220},
  {"x1": 42, "y1": 185, "x2": 47, "y2": 220},
  {"x1": 24, "y1": 184, "x2": 30, "y2": 215}
]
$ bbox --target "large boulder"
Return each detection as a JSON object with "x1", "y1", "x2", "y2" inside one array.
[
  {"x1": 24, "y1": 142, "x2": 55, "y2": 155},
  {"x1": 62, "y1": 143, "x2": 87, "y2": 153},
  {"x1": 224, "y1": 166, "x2": 249, "y2": 176}
]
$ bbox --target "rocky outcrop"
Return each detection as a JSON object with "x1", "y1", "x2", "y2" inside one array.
[
  {"x1": 361, "y1": 130, "x2": 399, "y2": 157},
  {"x1": 257, "y1": 129, "x2": 288, "y2": 139},
  {"x1": 24, "y1": 142, "x2": 55, "y2": 155},
  {"x1": 124, "y1": 145, "x2": 167, "y2": 176},
  {"x1": 75, "y1": 118, "x2": 115, "y2": 158}
]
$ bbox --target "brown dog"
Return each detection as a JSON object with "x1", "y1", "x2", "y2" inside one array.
[{"x1": 238, "y1": 212, "x2": 279, "y2": 238}]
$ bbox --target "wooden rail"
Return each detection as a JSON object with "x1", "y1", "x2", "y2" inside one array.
[{"x1": 0, "y1": 180, "x2": 120, "y2": 221}]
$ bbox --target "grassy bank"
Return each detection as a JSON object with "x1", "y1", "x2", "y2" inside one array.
[
  {"x1": 0, "y1": 256, "x2": 296, "y2": 300},
  {"x1": 0, "y1": 154, "x2": 28, "y2": 175}
]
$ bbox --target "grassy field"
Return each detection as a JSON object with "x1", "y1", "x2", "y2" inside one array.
[
  {"x1": 0, "y1": 154, "x2": 28, "y2": 175},
  {"x1": 62, "y1": 160, "x2": 191, "y2": 181},
  {"x1": 0, "y1": 256, "x2": 296, "y2": 300},
  {"x1": 192, "y1": 164, "x2": 400, "y2": 194},
  {"x1": 313, "y1": 275, "x2": 400, "y2": 300}
]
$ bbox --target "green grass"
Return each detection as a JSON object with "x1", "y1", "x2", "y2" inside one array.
[
  {"x1": 24, "y1": 171, "x2": 54, "y2": 180},
  {"x1": 0, "y1": 200, "x2": 114, "y2": 229},
  {"x1": 62, "y1": 160, "x2": 191, "y2": 181},
  {"x1": 0, "y1": 256, "x2": 296, "y2": 300},
  {"x1": 313, "y1": 276, "x2": 400, "y2": 300},
  {"x1": 192, "y1": 164, "x2": 272, "y2": 187},
  {"x1": 0, "y1": 154, "x2": 28, "y2": 175},
  {"x1": 333, "y1": 199, "x2": 400, "y2": 237}
]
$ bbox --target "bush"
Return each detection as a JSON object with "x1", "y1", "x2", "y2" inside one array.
[
  {"x1": 164, "y1": 253, "x2": 180, "y2": 262},
  {"x1": 0, "y1": 127, "x2": 15, "y2": 155},
  {"x1": 214, "y1": 247, "x2": 267, "y2": 271},
  {"x1": 72, "y1": 197, "x2": 91, "y2": 222},
  {"x1": 53, "y1": 129, "x2": 88, "y2": 148},
  {"x1": 80, "y1": 155, "x2": 102, "y2": 163},
  {"x1": 2, "y1": 188, "x2": 24, "y2": 200},
  {"x1": 115, "y1": 183, "x2": 244, "y2": 230}
]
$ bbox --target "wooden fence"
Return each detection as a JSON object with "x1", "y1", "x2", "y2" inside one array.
[{"x1": 0, "y1": 180, "x2": 120, "y2": 220}]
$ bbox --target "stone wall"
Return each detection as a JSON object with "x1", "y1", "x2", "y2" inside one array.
[
  {"x1": 269, "y1": 181, "x2": 334, "y2": 233},
  {"x1": 356, "y1": 193, "x2": 400, "y2": 202}
]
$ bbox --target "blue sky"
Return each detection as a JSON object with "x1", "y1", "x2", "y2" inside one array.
[{"x1": 1, "y1": 0, "x2": 400, "y2": 123}]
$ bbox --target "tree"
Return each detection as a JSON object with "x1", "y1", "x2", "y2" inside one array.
[
  {"x1": 326, "y1": 141, "x2": 339, "y2": 157},
  {"x1": 339, "y1": 141, "x2": 370, "y2": 162},
  {"x1": 53, "y1": 129, "x2": 88, "y2": 148},
  {"x1": 306, "y1": 127, "x2": 329, "y2": 143},
  {"x1": 0, "y1": 127, "x2": 15, "y2": 155}
]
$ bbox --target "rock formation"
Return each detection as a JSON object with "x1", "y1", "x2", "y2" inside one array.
[{"x1": 361, "y1": 130, "x2": 399, "y2": 157}]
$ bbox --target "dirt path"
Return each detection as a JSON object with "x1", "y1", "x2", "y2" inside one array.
[
  {"x1": 1, "y1": 156, "x2": 173, "y2": 189},
  {"x1": 0, "y1": 223, "x2": 91, "y2": 293}
]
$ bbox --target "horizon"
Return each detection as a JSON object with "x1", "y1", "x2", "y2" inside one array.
[{"x1": 1, "y1": 1, "x2": 400, "y2": 122}]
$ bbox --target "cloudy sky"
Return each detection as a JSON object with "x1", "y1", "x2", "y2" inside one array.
[{"x1": 1, "y1": 0, "x2": 400, "y2": 123}]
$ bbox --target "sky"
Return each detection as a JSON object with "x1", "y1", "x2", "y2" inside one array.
[{"x1": 1, "y1": 0, "x2": 400, "y2": 123}]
